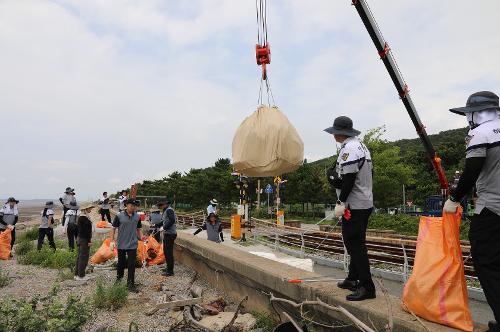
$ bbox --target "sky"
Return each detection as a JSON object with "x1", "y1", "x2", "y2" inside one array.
[{"x1": 1, "y1": 0, "x2": 499, "y2": 200}]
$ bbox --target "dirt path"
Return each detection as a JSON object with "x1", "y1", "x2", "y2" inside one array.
[{"x1": 1, "y1": 209, "x2": 239, "y2": 332}]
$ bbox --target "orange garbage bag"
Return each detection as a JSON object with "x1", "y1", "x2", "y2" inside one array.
[
  {"x1": 0, "y1": 229, "x2": 12, "y2": 260},
  {"x1": 90, "y1": 238, "x2": 116, "y2": 264},
  {"x1": 147, "y1": 238, "x2": 165, "y2": 266},
  {"x1": 136, "y1": 236, "x2": 159, "y2": 264},
  {"x1": 96, "y1": 220, "x2": 109, "y2": 228},
  {"x1": 402, "y1": 208, "x2": 473, "y2": 331}
]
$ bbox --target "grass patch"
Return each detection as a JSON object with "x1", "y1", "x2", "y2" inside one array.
[
  {"x1": 93, "y1": 279, "x2": 128, "y2": 310},
  {"x1": 0, "y1": 269, "x2": 10, "y2": 288},
  {"x1": 0, "y1": 286, "x2": 92, "y2": 332},
  {"x1": 17, "y1": 245, "x2": 77, "y2": 269},
  {"x1": 252, "y1": 311, "x2": 280, "y2": 332},
  {"x1": 367, "y1": 213, "x2": 420, "y2": 236},
  {"x1": 58, "y1": 268, "x2": 75, "y2": 281},
  {"x1": 18, "y1": 227, "x2": 39, "y2": 242}
]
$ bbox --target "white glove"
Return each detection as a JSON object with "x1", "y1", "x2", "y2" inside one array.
[
  {"x1": 443, "y1": 199, "x2": 460, "y2": 213},
  {"x1": 334, "y1": 202, "x2": 346, "y2": 218},
  {"x1": 6, "y1": 224, "x2": 14, "y2": 230},
  {"x1": 159, "y1": 227, "x2": 164, "y2": 232}
]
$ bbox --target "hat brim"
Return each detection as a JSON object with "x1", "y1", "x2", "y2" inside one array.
[
  {"x1": 449, "y1": 105, "x2": 500, "y2": 115},
  {"x1": 324, "y1": 127, "x2": 361, "y2": 137},
  {"x1": 7, "y1": 200, "x2": 19, "y2": 204}
]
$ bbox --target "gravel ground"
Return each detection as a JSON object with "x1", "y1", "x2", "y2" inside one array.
[{"x1": 0, "y1": 210, "x2": 239, "y2": 332}]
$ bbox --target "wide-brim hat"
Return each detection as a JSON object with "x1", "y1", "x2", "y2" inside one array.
[
  {"x1": 150, "y1": 207, "x2": 160, "y2": 212},
  {"x1": 210, "y1": 199, "x2": 218, "y2": 205},
  {"x1": 6, "y1": 197, "x2": 19, "y2": 204},
  {"x1": 324, "y1": 116, "x2": 361, "y2": 137},
  {"x1": 450, "y1": 91, "x2": 500, "y2": 115},
  {"x1": 80, "y1": 203, "x2": 95, "y2": 211},
  {"x1": 64, "y1": 187, "x2": 75, "y2": 194},
  {"x1": 45, "y1": 201, "x2": 55, "y2": 208}
]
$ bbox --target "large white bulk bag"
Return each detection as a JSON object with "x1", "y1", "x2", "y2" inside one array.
[{"x1": 232, "y1": 106, "x2": 304, "y2": 177}]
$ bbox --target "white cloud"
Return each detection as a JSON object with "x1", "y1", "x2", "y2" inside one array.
[{"x1": 1, "y1": 0, "x2": 499, "y2": 199}]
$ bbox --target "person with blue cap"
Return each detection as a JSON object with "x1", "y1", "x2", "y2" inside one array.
[
  {"x1": 445, "y1": 91, "x2": 500, "y2": 332},
  {"x1": 324, "y1": 116, "x2": 375, "y2": 301}
]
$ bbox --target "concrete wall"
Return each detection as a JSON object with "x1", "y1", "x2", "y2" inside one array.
[{"x1": 174, "y1": 233, "x2": 476, "y2": 332}]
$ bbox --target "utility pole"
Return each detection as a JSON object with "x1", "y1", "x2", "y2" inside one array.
[{"x1": 257, "y1": 180, "x2": 261, "y2": 211}]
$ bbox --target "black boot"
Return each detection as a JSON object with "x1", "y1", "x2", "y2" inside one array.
[
  {"x1": 346, "y1": 286, "x2": 376, "y2": 301},
  {"x1": 488, "y1": 321, "x2": 499, "y2": 332},
  {"x1": 337, "y1": 279, "x2": 358, "y2": 292}
]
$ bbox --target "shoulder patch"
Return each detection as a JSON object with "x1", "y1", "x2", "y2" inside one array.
[
  {"x1": 341, "y1": 152, "x2": 349, "y2": 161},
  {"x1": 465, "y1": 135, "x2": 474, "y2": 146}
]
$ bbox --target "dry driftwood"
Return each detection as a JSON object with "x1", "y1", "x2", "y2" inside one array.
[
  {"x1": 190, "y1": 285, "x2": 203, "y2": 298},
  {"x1": 269, "y1": 293, "x2": 375, "y2": 332},
  {"x1": 282, "y1": 311, "x2": 303, "y2": 332},
  {"x1": 376, "y1": 279, "x2": 393, "y2": 332},
  {"x1": 146, "y1": 297, "x2": 201, "y2": 315},
  {"x1": 222, "y1": 296, "x2": 248, "y2": 332}
]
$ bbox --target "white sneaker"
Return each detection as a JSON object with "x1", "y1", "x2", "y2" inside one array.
[{"x1": 74, "y1": 276, "x2": 90, "y2": 281}]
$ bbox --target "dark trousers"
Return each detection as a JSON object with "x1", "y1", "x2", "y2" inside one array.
[
  {"x1": 37, "y1": 228, "x2": 56, "y2": 250},
  {"x1": 62, "y1": 207, "x2": 68, "y2": 226},
  {"x1": 117, "y1": 249, "x2": 137, "y2": 286},
  {"x1": 470, "y1": 208, "x2": 500, "y2": 323},
  {"x1": 150, "y1": 226, "x2": 162, "y2": 243},
  {"x1": 100, "y1": 209, "x2": 111, "y2": 223},
  {"x1": 342, "y1": 208, "x2": 375, "y2": 292},
  {"x1": 75, "y1": 238, "x2": 90, "y2": 278},
  {"x1": 67, "y1": 223, "x2": 78, "y2": 250},
  {"x1": 163, "y1": 234, "x2": 177, "y2": 273}
]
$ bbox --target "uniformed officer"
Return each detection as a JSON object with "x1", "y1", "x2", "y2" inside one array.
[
  {"x1": 99, "y1": 192, "x2": 112, "y2": 223},
  {"x1": 193, "y1": 213, "x2": 224, "y2": 243},
  {"x1": 118, "y1": 190, "x2": 128, "y2": 212},
  {"x1": 59, "y1": 187, "x2": 76, "y2": 226},
  {"x1": 207, "y1": 199, "x2": 218, "y2": 215},
  {"x1": 112, "y1": 198, "x2": 144, "y2": 291},
  {"x1": 324, "y1": 116, "x2": 376, "y2": 301},
  {"x1": 158, "y1": 200, "x2": 177, "y2": 276},
  {"x1": 0, "y1": 197, "x2": 19, "y2": 251},
  {"x1": 445, "y1": 91, "x2": 500, "y2": 332},
  {"x1": 148, "y1": 205, "x2": 163, "y2": 243}
]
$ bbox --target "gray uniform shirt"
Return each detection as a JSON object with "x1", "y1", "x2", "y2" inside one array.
[
  {"x1": 39, "y1": 209, "x2": 54, "y2": 229},
  {"x1": 335, "y1": 137, "x2": 374, "y2": 209},
  {"x1": 162, "y1": 207, "x2": 177, "y2": 235},
  {"x1": 0, "y1": 204, "x2": 18, "y2": 229},
  {"x1": 204, "y1": 221, "x2": 222, "y2": 243},
  {"x1": 465, "y1": 118, "x2": 500, "y2": 215},
  {"x1": 112, "y1": 211, "x2": 142, "y2": 250},
  {"x1": 100, "y1": 196, "x2": 111, "y2": 210},
  {"x1": 60, "y1": 194, "x2": 76, "y2": 208},
  {"x1": 149, "y1": 212, "x2": 162, "y2": 226}
]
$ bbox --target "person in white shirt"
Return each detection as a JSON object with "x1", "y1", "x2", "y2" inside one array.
[
  {"x1": 63, "y1": 201, "x2": 80, "y2": 250},
  {"x1": 59, "y1": 187, "x2": 76, "y2": 226},
  {"x1": 38, "y1": 201, "x2": 56, "y2": 250},
  {"x1": 118, "y1": 191, "x2": 128, "y2": 212},
  {"x1": 207, "y1": 199, "x2": 218, "y2": 215},
  {"x1": 0, "y1": 197, "x2": 19, "y2": 251},
  {"x1": 99, "y1": 192, "x2": 112, "y2": 222}
]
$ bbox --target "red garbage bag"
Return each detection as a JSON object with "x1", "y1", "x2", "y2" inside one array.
[
  {"x1": 402, "y1": 208, "x2": 473, "y2": 331},
  {"x1": 90, "y1": 238, "x2": 116, "y2": 264},
  {"x1": 0, "y1": 229, "x2": 12, "y2": 260}
]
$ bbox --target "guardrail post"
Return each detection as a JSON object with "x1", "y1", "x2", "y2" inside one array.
[
  {"x1": 274, "y1": 231, "x2": 279, "y2": 251},
  {"x1": 300, "y1": 233, "x2": 305, "y2": 258},
  {"x1": 191, "y1": 216, "x2": 195, "y2": 228},
  {"x1": 402, "y1": 243, "x2": 409, "y2": 282}
]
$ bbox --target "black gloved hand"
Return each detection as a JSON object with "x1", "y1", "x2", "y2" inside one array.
[{"x1": 327, "y1": 167, "x2": 342, "y2": 189}]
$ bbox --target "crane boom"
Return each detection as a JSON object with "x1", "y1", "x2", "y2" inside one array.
[{"x1": 352, "y1": 0, "x2": 449, "y2": 193}]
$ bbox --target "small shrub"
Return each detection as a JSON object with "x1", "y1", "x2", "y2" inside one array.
[
  {"x1": 0, "y1": 286, "x2": 92, "y2": 332},
  {"x1": 18, "y1": 227, "x2": 39, "y2": 242},
  {"x1": 0, "y1": 269, "x2": 10, "y2": 288},
  {"x1": 58, "y1": 268, "x2": 75, "y2": 281},
  {"x1": 15, "y1": 239, "x2": 34, "y2": 256},
  {"x1": 17, "y1": 246, "x2": 77, "y2": 269},
  {"x1": 252, "y1": 311, "x2": 279, "y2": 332},
  {"x1": 93, "y1": 279, "x2": 128, "y2": 310}
]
